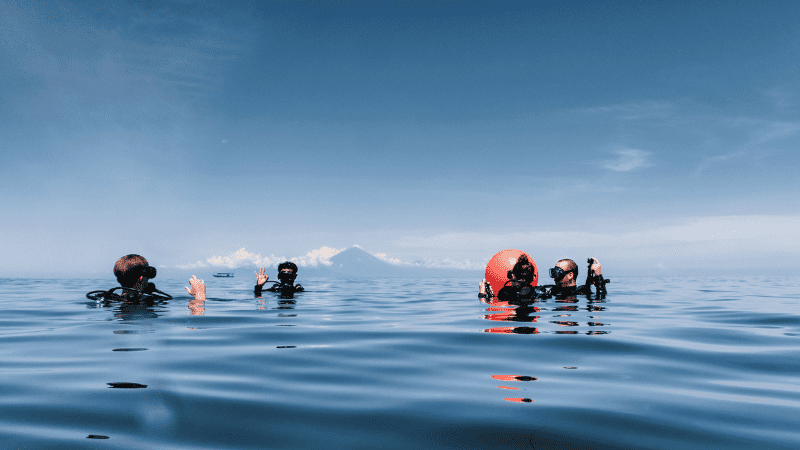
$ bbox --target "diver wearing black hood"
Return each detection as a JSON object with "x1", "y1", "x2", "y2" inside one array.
[
  {"x1": 254, "y1": 262, "x2": 304, "y2": 296},
  {"x1": 495, "y1": 254, "x2": 543, "y2": 302}
]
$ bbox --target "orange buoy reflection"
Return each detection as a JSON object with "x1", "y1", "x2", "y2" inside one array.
[
  {"x1": 484, "y1": 326, "x2": 540, "y2": 334},
  {"x1": 491, "y1": 375, "x2": 537, "y2": 403},
  {"x1": 482, "y1": 290, "x2": 609, "y2": 336},
  {"x1": 482, "y1": 296, "x2": 542, "y2": 334},
  {"x1": 491, "y1": 375, "x2": 537, "y2": 381}
]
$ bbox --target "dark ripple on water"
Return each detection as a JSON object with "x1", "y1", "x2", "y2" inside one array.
[{"x1": 0, "y1": 276, "x2": 799, "y2": 449}]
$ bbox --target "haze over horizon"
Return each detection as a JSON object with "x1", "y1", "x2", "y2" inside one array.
[{"x1": 2, "y1": 1, "x2": 799, "y2": 278}]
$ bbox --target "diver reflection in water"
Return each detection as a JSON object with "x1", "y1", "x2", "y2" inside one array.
[
  {"x1": 86, "y1": 254, "x2": 172, "y2": 303},
  {"x1": 480, "y1": 257, "x2": 609, "y2": 301},
  {"x1": 254, "y1": 262, "x2": 304, "y2": 299}
]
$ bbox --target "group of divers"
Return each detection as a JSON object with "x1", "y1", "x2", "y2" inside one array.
[
  {"x1": 479, "y1": 252, "x2": 610, "y2": 303},
  {"x1": 86, "y1": 255, "x2": 305, "y2": 303},
  {"x1": 86, "y1": 252, "x2": 610, "y2": 304}
]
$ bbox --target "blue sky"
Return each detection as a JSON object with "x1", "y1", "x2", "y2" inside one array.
[{"x1": 2, "y1": 0, "x2": 799, "y2": 277}]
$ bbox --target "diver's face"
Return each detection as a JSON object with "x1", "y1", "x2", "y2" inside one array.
[
  {"x1": 278, "y1": 269, "x2": 296, "y2": 283},
  {"x1": 554, "y1": 262, "x2": 574, "y2": 287}
]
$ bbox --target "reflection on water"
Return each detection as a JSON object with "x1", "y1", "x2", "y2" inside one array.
[
  {"x1": 482, "y1": 292, "x2": 610, "y2": 404},
  {"x1": 86, "y1": 295, "x2": 170, "y2": 322},
  {"x1": 107, "y1": 382, "x2": 148, "y2": 389},
  {"x1": 188, "y1": 298, "x2": 205, "y2": 315},
  {"x1": 87, "y1": 435, "x2": 109, "y2": 439},
  {"x1": 481, "y1": 291, "x2": 610, "y2": 335},
  {"x1": 3, "y1": 277, "x2": 800, "y2": 450},
  {"x1": 85, "y1": 287, "x2": 301, "y2": 319},
  {"x1": 504, "y1": 397, "x2": 533, "y2": 403},
  {"x1": 492, "y1": 374, "x2": 537, "y2": 403}
]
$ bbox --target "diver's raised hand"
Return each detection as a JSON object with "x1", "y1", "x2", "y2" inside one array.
[
  {"x1": 588, "y1": 258, "x2": 602, "y2": 277},
  {"x1": 255, "y1": 267, "x2": 269, "y2": 286},
  {"x1": 185, "y1": 275, "x2": 206, "y2": 301}
]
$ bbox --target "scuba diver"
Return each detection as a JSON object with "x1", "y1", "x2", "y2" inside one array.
[
  {"x1": 549, "y1": 258, "x2": 608, "y2": 297},
  {"x1": 493, "y1": 254, "x2": 540, "y2": 302},
  {"x1": 254, "y1": 261, "x2": 305, "y2": 297},
  {"x1": 86, "y1": 254, "x2": 172, "y2": 302},
  {"x1": 480, "y1": 257, "x2": 608, "y2": 301}
]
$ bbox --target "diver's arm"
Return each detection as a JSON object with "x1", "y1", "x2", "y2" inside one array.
[
  {"x1": 294, "y1": 284, "x2": 304, "y2": 292},
  {"x1": 254, "y1": 268, "x2": 269, "y2": 296},
  {"x1": 586, "y1": 258, "x2": 607, "y2": 295}
]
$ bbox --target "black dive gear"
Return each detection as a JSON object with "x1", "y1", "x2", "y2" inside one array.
[
  {"x1": 92, "y1": 264, "x2": 170, "y2": 301},
  {"x1": 586, "y1": 258, "x2": 610, "y2": 295},
  {"x1": 255, "y1": 261, "x2": 304, "y2": 296},
  {"x1": 496, "y1": 279, "x2": 549, "y2": 303},
  {"x1": 86, "y1": 284, "x2": 172, "y2": 302},
  {"x1": 485, "y1": 258, "x2": 610, "y2": 302}
]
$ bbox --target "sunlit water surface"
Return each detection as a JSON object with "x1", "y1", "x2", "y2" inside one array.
[{"x1": 1, "y1": 276, "x2": 799, "y2": 449}]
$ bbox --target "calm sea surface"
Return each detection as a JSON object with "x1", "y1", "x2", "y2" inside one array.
[{"x1": 1, "y1": 276, "x2": 799, "y2": 449}]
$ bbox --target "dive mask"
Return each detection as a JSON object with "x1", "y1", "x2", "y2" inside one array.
[
  {"x1": 138, "y1": 265, "x2": 157, "y2": 279},
  {"x1": 549, "y1": 267, "x2": 572, "y2": 281},
  {"x1": 277, "y1": 270, "x2": 296, "y2": 283}
]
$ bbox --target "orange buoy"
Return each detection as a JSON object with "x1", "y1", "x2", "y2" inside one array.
[{"x1": 484, "y1": 249, "x2": 538, "y2": 295}]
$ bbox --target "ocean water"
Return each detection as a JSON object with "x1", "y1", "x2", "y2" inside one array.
[{"x1": 1, "y1": 276, "x2": 799, "y2": 449}]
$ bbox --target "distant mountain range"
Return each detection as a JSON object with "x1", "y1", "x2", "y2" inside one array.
[{"x1": 178, "y1": 247, "x2": 482, "y2": 279}]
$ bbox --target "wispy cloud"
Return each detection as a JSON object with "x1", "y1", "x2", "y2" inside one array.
[
  {"x1": 602, "y1": 148, "x2": 652, "y2": 172},
  {"x1": 577, "y1": 101, "x2": 673, "y2": 120},
  {"x1": 178, "y1": 245, "x2": 487, "y2": 272},
  {"x1": 177, "y1": 246, "x2": 345, "y2": 269},
  {"x1": 695, "y1": 150, "x2": 746, "y2": 173},
  {"x1": 293, "y1": 247, "x2": 345, "y2": 267},
  {"x1": 391, "y1": 214, "x2": 800, "y2": 249},
  {"x1": 372, "y1": 252, "x2": 483, "y2": 270},
  {"x1": 749, "y1": 121, "x2": 800, "y2": 146},
  {"x1": 764, "y1": 87, "x2": 795, "y2": 110},
  {"x1": 0, "y1": 2, "x2": 244, "y2": 128}
]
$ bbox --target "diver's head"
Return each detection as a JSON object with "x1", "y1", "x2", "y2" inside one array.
[
  {"x1": 549, "y1": 259, "x2": 578, "y2": 287},
  {"x1": 114, "y1": 254, "x2": 157, "y2": 288},
  {"x1": 277, "y1": 261, "x2": 298, "y2": 284},
  {"x1": 509, "y1": 254, "x2": 535, "y2": 284}
]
